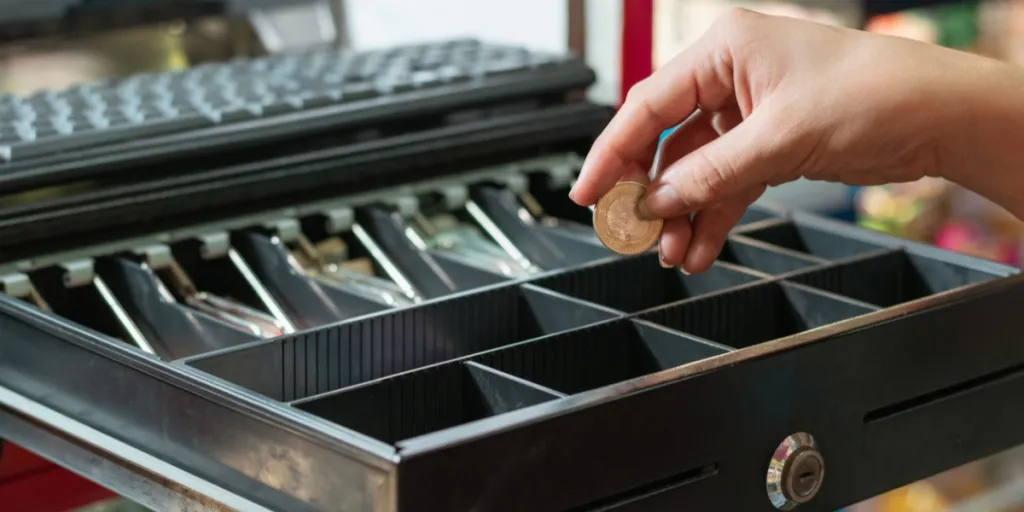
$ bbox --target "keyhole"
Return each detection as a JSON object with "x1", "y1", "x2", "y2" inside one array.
[{"x1": 791, "y1": 457, "x2": 822, "y2": 497}]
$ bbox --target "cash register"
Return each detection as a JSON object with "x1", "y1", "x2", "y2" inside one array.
[{"x1": 1, "y1": 1, "x2": 1023, "y2": 511}]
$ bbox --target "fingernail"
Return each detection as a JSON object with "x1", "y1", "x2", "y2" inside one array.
[
  {"x1": 679, "y1": 266, "x2": 691, "y2": 275},
  {"x1": 658, "y1": 250, "x2": 672, "y2": 269},
  {"x1": 644, "y1": 183, "x2": 681, "y2": 217}
]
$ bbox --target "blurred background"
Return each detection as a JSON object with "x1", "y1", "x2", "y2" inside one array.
[{"x1": 2, "y1": 1, "x2": 1024, "y2": 511}]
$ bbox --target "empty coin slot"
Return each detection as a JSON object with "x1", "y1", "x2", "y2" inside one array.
[
  {"x1": 185, "y1": 283, "x2": 618, "y2": 401},
  {"x1": 92, "y1": 256, "x2": 262, "y2": 359},
  {"x1": 171, "y1": 238, "x2": 297, "y2": 334},
  {"x1": 522, "y1": 158, "x2": 593, "y2": 227},
  {"x1": 738, "y1": 221, "x2": 885, "y2": 260},
  {"x1": 641, "y1": 282, "x2": 879, "y2": 349},
  {"x1": 473, "y1": 319, "x2": 731, "y2": 395},
  {"x1": 291, "y1": 361, "x2": 563, "y2": 445},
  {"x1": 532, "y1": 253, "x2": 765, "y2": 313},
  {"x1": 785, "y1": 249, "x2": 1002, "y2": 308},
  {"x1": 411, "y1": 189, "x2": 538, "y2": 277},
  {"x1": 230, "y1": 230, "x2": 392, "y2": 331},
  {"x1": 292, "y1": 215, "x2": 420, "y2": 306},
  {"x1": 122, "y1": 246, "x2": 290, "y2": 340},
  {"x1": 717, "y1": 239, "x2": 825, "y2": 275},
  {"x1": 29, "y1": 263, "x2": 155, "y2": 355},
  {"x1": 355, "y1": 205, "x2": 508, "y2": 299},
  {"x1": 469, "y1": 183, "x2": 615, "y2": 270}
]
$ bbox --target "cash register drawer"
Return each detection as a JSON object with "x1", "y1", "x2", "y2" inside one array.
[{"x1": 1, "y1": 93, "x2": 1023, "y2": 512}]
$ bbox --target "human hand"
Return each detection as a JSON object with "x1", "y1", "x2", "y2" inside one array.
[{"x1": 570, "y1": 9, "x2": 1020, "y2": 273}]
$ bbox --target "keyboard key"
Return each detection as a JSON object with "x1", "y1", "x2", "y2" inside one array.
[{"x1": 0, "y1": 39, "x2": 586, "y2": 165}]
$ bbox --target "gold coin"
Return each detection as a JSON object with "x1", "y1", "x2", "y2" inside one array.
[{"x1": 593, "y1": 182, "x2": 663, "y2": 255}]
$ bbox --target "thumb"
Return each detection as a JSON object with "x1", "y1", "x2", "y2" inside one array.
[{"x1": 642, "y1": 109, "x2": 790, "y2": 218}]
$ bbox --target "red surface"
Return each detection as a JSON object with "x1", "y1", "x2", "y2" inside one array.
[
  {"x1": 620, "y1": 0, "x2": 654, "y2": 104},
  {"x1": 0, "y1": 443, "x2": 114, "y2": 512}
]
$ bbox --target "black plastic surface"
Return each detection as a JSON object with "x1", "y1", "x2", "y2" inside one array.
[
  {"x1": 532, "y1": 253, "x2": 763, "y2": 313},
  {"x1": 740, "y1": 220, "x2": 887, "y2": 260},
  {"x1": 717, "y1": 238, "x2": 824, "y2": 275},
  {"x1": 231, "y1": 231, "x2": 391, "y2": 330},
  {"x1": 181, "y1": 212, "x2": 1011, "y2": 458},
  {"x1": 786, "y1": 248, "x2": 1001, "y2": 307},
  {"x1": 95, "y1": 257, "x2": 259, "y2": 359},
  {"x1": 639, "y1": 281, "x2": 880, "y2": 349},
  {"x1": 469, "y1": 184, "x2": 614, "y2": 269},
  {"x1": 293, "y1": 361, "x2": 562, "y2": 445},
  {"x1": 186, "y1": 283, "x2": 619, "y2": 402},
  {"x1": 0, "y1": 40, "x2": 595, "y2": 195}
]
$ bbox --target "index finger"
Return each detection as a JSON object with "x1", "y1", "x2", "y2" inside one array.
[{"x1": 568, "y1": 20, "x2": 738, "y2": 206}]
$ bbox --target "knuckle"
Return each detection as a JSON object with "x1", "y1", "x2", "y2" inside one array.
[
  {"x1": 625, "y1": 78, "x2": 675, "y2": 128},
  {"x1": 691, "y1": 150, "x2": 735, "y2": 199}
]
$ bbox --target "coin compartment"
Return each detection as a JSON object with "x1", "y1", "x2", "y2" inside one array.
[
  {"x1": 472, "y1": 318, "x2": 730, "y2": 395},
  {"x1": 737, "y1": 220, "x2": 888, "y2": 261},
  {"x1": 92, "y1": 256, "x2": 262, "y2": 359},
  {"x1": 784, "y1": 249, "x2": 1002, "y2": 308},
  {"x1": 354, "y1": 206, "x2": 521, "y2": 297},
  {"x1": 291, "y1": 360, "x2": 564, "y2": 445},
  {"x1": 717, "y1": 238, "x2": 825, "y2": 275},
  {"x1": 465, "y1": 184, "x2": 612, "y2": 267},
  {"x1": 183, "y1": 283, "x2": 619, "y2": 402},
  {"x1": 231, "y1": 231, "x2": 398, "y2": 330},
  {"x1": 532, "y1": 252, "x2": 766, "y2": 313},
  {"x1": 639, "y1": 281, "x2": 880, "y2": 350}
]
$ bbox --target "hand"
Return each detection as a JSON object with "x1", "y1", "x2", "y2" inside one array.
[{"x1": 569, "y1": 8, "x2": 1024, "y2": 273}]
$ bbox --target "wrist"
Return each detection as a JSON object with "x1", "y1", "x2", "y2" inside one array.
[{"x1": 941, "y1": 54, "x2": 1024, "y2": 219}]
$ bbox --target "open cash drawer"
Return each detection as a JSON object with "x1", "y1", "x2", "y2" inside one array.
[{"x1": 1, "y1": 105, "x2": 1024, "y2": 512}]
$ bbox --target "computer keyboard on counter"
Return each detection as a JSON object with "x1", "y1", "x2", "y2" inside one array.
[{"x1": 0, "y1": 39, "x2": 591, "y2": 171}]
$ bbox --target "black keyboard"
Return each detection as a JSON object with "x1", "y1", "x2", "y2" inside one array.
[{"x1": 0, "y1": 39, "x2": 591, "y2": 172}]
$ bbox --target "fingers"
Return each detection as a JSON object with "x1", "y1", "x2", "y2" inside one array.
[
  {"x1": 569, "y1": 24, "x2": 738, "y2": 207},
  {"x1": 643, "y1": 107, "x2": 785, "y2": 218},
  {"x1": 657, "y1": 215, "x2": 693, "y2": 268},
  {"x1": 620, "y1": 161, "x2": 653, "y2": 186},
  {"x1": 682, "y1": 186, "x2": 766, "y2": 273},
  {"x1": 711, "y1": 105, "x2": 744, "y2": 135}
]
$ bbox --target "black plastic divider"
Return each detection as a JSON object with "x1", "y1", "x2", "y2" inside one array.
[
  {"x1": 28, "y1": 266, "x2": 137, "y2": 347},
  {"x1": 291, "y1": 361, "x2": 563, "y2": 445},
  {"x1": 525, "y1": 175, "x2": 590, "y2": 226},
  {"x1": 185, "y1": 283, "x2": 619, "y2": 401},
  {"x1": 426, "y1": 251, "x2": 510, "y2": 289},
  {"x1": 740, "y1": 220, "x2": 887, "y2": 260},
  {"x1": 94, "y1": 258, "x2": 259, "y2": 359},
  {"x1": 718, "y1": 238, "x2": 825, "y2": 275},
  {"x1": 640, "y1": 281, "x2": 880, "y2": 350},
  {"x1": 230, "y1": 231, "x2": 390, "y2": 330},
  {"x1": 532, "y1": 252, "x2": 766, "y2": 313},
  {"x1": 469, "y1": 185, "x2": 614, "y2": 268},
  {"x1": 737, "y1": 204, "x2": 784, "y2": 226},
  {"x1": 356, "y1": 206, "x2": 508, "y2": 298},
  {"x1": 784, "y1": 249, "x2": 1003, "y2": 308},
  {"x1": 473, "y1": 319, "x2": 731, "y2": 395}
]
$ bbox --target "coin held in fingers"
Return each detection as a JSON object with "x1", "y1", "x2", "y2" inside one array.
[{"x1": 593, "y1": 182, "x2": 664, "y2": 255}]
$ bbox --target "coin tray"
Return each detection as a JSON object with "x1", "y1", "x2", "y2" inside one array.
[
  {"x1": 178, "y1": 207, "x2": 1009, "y2": 450},
  {"x1": 3, "y1": 147, "x2": 1018, "y2": 511},
  {"x1": 185, "y1": 283, "x2": 620, "y2": 402}
]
